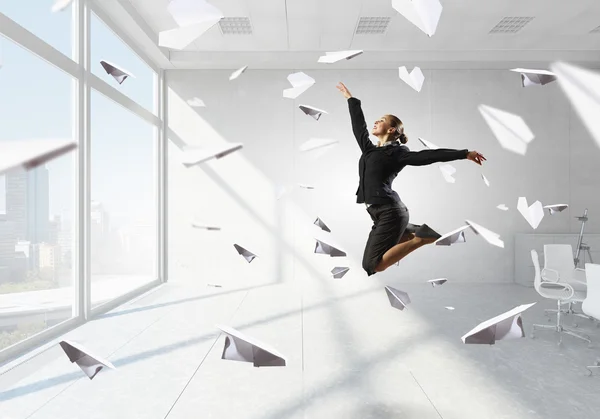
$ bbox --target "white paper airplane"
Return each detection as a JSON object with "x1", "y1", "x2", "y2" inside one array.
[
  {"x1": 233, "y1": 244, "x2": 257, "y2": 263},
  {"x1": 461, "y1": 303, "x2": 536, "y2": 344},
  {"x1": 481, "y1": 174, "x2": 490, "y2": 187},
  {"x1": 439, "y1": 164, "x2": 457, "y2": 183},
  {"x1": 52, "y1": 0, "x2": 74, "y2": 12},
  {"x1": 191, "y1": 221, "x2": 221, "y2": 230},
  {"x1": 550, "y1": 61, "x2": 600, "y2": 150},
  {"x1": 445, "y1": 306, "x2": 455, "y2": 311},
  {"x1": 428, "y1": 278, "x2": 447, "y2": 287},
  {"x1": 181, "y1": 143, "x2": 243, "y2": 167},
  {"x1": 385, "y1": 286, "x2": 411, "y2": 311},
  {"x1": 497, "y1": 204, "x2": 509, "y2": 211},
  {"x1": 299, "y1": 138, "x2": 339, "y2": 152},
  {"x1": 331, "y1": 267, "x2": 350, "y2": 279},
  {"x1": 59, "y1": 340, "x2": 116, "y2": 380},
  {"x1": 100, "y1": 60, "x2": 135, "y2": 85},
  {"x1": 417, "y1": 137, "x2": 439, "y2": 149},
  {"x1": 392, "y1": 0, "x2": 443, "y2": 37},
  {"x1": 465, "y1": 220, "x2": 504, "y2": 248},
  {"x1": 283, "y1": 72, "x2": 315, "y2": 99},
  {"x1": 229, "y1": 65, "x2": 248, "y2": 81},
  {"x1": 159, "y1": 0, "x2": 223, "y2": 50},
  {"x1": 544, "y1": 204, "x2": 569, "y2": 215},
  {"x1": 435, "y1": 225, "x2": 469, "y2": 246},
  {"x1": 187, "y1": 97, "x2": 206, "y2": 107},
  {"x1": 318, "y1": 50, "x2": 363, "y2": 64},
  {"x1": 510, "y1": 68, "x2": 557, "y2": 87},
  {"x1": 314, "y1": 217, "x2": 331, "y2": 233},
  {"x1": 398, "y1": 66, "x2": 425, "y2": 92},
  {"x1": 0, "y1": 139, "x2": 77, "y2": 176},
  {"x1": 275, "y1": 185, "x2": 287, "y2": 200},
  {"x1": 517, "y1": 197, "x2": 545, "y2": 229},
  {"x1": 314, "y1": 238, "x2": 346, "y2": 257},
  {"x1": 299, "y1": 138, "x2": 339, "y2": 158},
  {"x1": 478, "y1": 105, "x2": 535, "y2": 156},
  {"x1": 299, "y1": 105, "x2": 328, "y2": 121},
  {"x1": 298, "y1": 183, "x2": 315, "y2": 190},
  {"x1": 216, "y1": 325, "x2": 286, "y2": 367}
]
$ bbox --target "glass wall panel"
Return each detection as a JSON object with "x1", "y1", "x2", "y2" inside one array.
[{"x1": 0, "y1": 36, "x2": 76, "y2": 351}]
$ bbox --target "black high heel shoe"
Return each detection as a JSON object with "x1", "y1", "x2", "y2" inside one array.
[{"x1": 415, "y1": 224, "x2": 441, "y2": 240}]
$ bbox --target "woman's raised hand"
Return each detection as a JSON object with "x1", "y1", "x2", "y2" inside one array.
[
  {"x1": 336, "y1": 82, "x2": 352, "y2": 99},
  {"x1": 467, "y1": 150, "x2": 486, "y2": 165}
]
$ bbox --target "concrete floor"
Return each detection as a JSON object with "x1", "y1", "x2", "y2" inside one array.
[{"x1": 1, "y1": 278, "x2": 599, "y2": 419}]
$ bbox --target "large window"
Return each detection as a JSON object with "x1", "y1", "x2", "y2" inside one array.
[
  {"x1": 0, "y1": 36, "x2": 76, "y2": 350},
  {"x1": 90, "y1": 90, "x2": 157, "y2": 307},
  {"x1": 0, "y1": 1, "x2": 74, "y2": 59},
  {"x1": 90, "y1": 12, "x2": 156, "y2": 113}
]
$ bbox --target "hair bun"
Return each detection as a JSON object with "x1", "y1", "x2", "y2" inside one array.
[{"x1": 398, "y1": 133, "x2": 408, "y2": 144}]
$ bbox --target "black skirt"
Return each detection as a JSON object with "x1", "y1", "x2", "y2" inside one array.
[{"x1": 362, "y1": 202, "x2": 410, "y2": 276}]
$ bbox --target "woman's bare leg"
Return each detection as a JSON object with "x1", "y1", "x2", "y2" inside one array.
[{"x1": 374, "y1": 236, "x2": 436, "y2": 273}]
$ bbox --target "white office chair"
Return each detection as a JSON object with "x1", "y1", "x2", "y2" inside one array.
[
  {"x1": 582, "y1": 264, "x2": 600, "y2": 374},
  {"x1": 531, "y1": 249, "x2": 591, "y2": 345},
  {"x1": 542, "y1": 244, "x2": 588, "y2": 321}
]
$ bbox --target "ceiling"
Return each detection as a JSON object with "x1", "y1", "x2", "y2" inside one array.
[{"x1": 123, "y1": 0, "x2": 600, "y2": 69}]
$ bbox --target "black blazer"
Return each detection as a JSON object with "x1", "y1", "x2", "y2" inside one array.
[{"x1": 348, "y1": 97, "x2": 469, "y2": 205}]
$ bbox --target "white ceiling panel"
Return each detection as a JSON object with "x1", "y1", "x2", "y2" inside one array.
[{"x1": 124, "y1": 0, "x2": 600, "y2": 68}]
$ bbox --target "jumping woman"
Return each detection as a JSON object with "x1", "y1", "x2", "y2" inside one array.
[{"x1": 336, "y1": 82, "x2": 486, "y2": 276}]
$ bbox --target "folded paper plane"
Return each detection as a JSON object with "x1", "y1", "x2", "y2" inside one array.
[
  {"x1": 283, "y1": 72, "x2": 315, "y2": 99},
  {"x1": 216, "y1": 325, "x2": 286, "y2": 367},
  {"x1": 0, "y1": 139, "x2": 77, "y2": 175},
  {"x1": 435, "y1": 225, "x2": 469, "y2": 246},
  {"x1": 159, "y1": 0, "x2": 223, "y2": 50},
  {"x1": 331, "y1": 267, "x2": 350, "y2": 279},
  {"x1": 481, "y1": 173, "x2": 490, "y2": 187},
  {"x1": 299, "y1": 138, "x2": 339, "y2": 154},
  {"x1": 461, "y1": 302, "x2": 536, "y2": 344},
  {"x1": 298, "y1": 183, "x2": 315, "y2": 190},
  {"x1": 318, "y1": 50, "x2": 363, "y2": 64},
  {"x1": 181, "y1": 143, "x2": 242, "y2": 167},
  {"x1": 439, "y1": 164, "x2": 457, "y2": 183},
  {"x1": 233, "y1": 244, "x2": 257, "y2": 263},
  {"x1": 191, "y1": 221, "x2": 221, "y2": 230},
  {"x1": 465, "y1": 220, "x2": 504, "y2": 248},
  {"x1": 392, "y1": 0, "x2": 443, "y2": 37},
  {"x1": 478, "y1": 105, "x2": 534, "y2": 156},
  {"x1": 314, "y1": 238, "x2": 346, "y2": 257},
  {"x1": 517, "y1": 197, "x2": 544, "y2": 229},
  {"x1": 417, "y1": 137, "x2": 439, "y2": 149},
  {"x1": 229, "y1": 65, "x2": 248, "y2": 81},
  {"x1": 543, "y1": 204, "x2": 568, "y2": 215},
  {"x1": 59, "y1": 340, "x2": 116, "y2": 380},
  {"x1": 445, "y1": 306, "x2": 455, "y2": 311},
  {"x1": 497, "y1": 204, "x2": 509, "y2": 211},
  {"x1": 187, "y1": 97, "x2": 206, "y2": 107},
  {"x1": 52, "y1": 0, "x2": 74, "y2": 12},
  {"x1": 428, "y1": 278, "x2": 447, "y2": 287},
  {"x1": 314, "y1": 217, "x2": 331, "y2": 232},
  {"x1": 510, "y1": 68, "x2": 557, "y2": 87},
  {"x1": 385, "y1": 286, "x2": 411, "y2": 311},
  {"x1": 100, "y1": 60, "x2": 134, "y2": 85},
  {"x1": 550, "y1": 62, "x2": 600, "y2": 150},
  {"x1": 299, "y1": 105, "x2": 328, "y2": 121},
  {"x1": 398, "y1": 66, "x2": 425, "y2": 92}
]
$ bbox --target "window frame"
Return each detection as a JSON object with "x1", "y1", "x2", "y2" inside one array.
[{"x1": 0, "y1": 0, "x2": 167, "y2": 366}]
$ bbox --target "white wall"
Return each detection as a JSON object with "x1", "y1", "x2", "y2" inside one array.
[{"x1": 166, "y1": 68, "x2": 600, "y2": 284}]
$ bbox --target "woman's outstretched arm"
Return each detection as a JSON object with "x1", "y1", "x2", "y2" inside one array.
[
  {"x1": 396, "y1": 147, "x2": 485, "y2": 166},
  {"x1": 337, "y1": 82, "x2": 376, "y2": 153}
]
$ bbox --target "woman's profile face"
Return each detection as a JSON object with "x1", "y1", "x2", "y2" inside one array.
[{"x1": 372, "y1": 116, "x2": 392, "y2": 135}]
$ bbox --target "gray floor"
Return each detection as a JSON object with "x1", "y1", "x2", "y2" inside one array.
[{"x1": 1, "y1": 279, "x2": 600, "y2": 419}]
